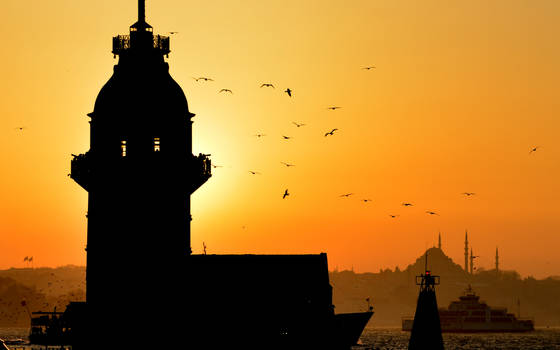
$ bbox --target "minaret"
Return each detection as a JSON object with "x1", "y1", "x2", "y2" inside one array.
[
  {"x1": 464, "y1": 230, "x2": 469, "y2": 272},
  {"x1": 495, "y1": 247, "x2": 499, "y2": 275},
  {"x1": 438, "y1": 232, "x2": 442, "y2": 250},
  {"x1": 469, "y1": 248, "x2": 474, "y2": 274},
  {"x1": 70, "y1": 1, "x2": 211, "y2": 348}
]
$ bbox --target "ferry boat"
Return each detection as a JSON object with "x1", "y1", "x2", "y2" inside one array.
[{"x1": 402, "y1": 285, "x2": 534, "y2": 332}]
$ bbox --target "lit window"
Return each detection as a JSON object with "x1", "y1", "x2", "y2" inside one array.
[
  {"x1": 121, "y1": 140, "x2": 127, "y2": 157},
  {"x1": 154, "y1": 137, "x2": 160, "y2": 152}
]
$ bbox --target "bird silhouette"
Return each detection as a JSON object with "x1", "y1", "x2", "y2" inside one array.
[
  {"x1": 219, "y1": 89, "x2": 233, "y2": 94},
  {"x1": 529, "y1": 146, "x2": 540, "y2": 154},
  {"x1": 284, "y1": 88, "x2": 292, "y2": 97},
  {"x1": 169, "y1": 31, "x2": 179, "y2": 34},
  {"x1": 425, "y1": 211, "x2": 439, "y2": 216},
  {"x1": 193, "y1": 77, "x2": 214, "y2": 82},
  {"x1": 362, "y1": 66, "x2": 376, "y2": 70},
  {"x1": 254, "y1": 134, "x2": 266, "y2": 138},
  {"x1": 462, "y1": 192, "x2": 476, "y2": 196},
  {"x1": 389, "y1": 214, "x2": 399, "y2": 218},
  {"x1": 14, "y1": 127, "x2": 26, "y2": 131},
  {"x1": 249, "y1": 171, "x2": 261, "y2": 175},
  {"x1": 327, "y1": 106, "x2": 342, "y2": 110},
  {"x1": 324, "y1": 129, "x2": 338, "y2": 137},
  {"x1": 211, "y1": 164, "x2": 224, "y2": 168},
  {"x1": 281, "y1": 162, "x2": 295, "y2": 167},
  {"x1": 282, "y1": 135, "x2": 292, "y2": 140},
  {"x1": 340, "y1": 193, "x2": 353, "y2": 198},
  {"x1": 283, "y1": 189, "x2": 289, "y2": 199},
  {"x1": 363, "y1": 199, "x2": 372, "y2": 203},
  {"x1": 261, "y1": 83, "x2": 275, "y2": 88},
  {"x1": 292, "y1": 122, "x2": 306, "y2": 127},
  {"x1": 402, "y1": 203, "x2": 413, "y2": 207}
]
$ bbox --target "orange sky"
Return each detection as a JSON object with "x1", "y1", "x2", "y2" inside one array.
[{"x1": 1, "y1": 0, "x2": 559, "y2": 278}]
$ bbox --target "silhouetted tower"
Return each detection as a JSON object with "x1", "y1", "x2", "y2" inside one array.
[
  {"x1": 495, "y1": 247, "x2": 499, "y2": 276},
  {"x1": 408, "y1": 252, "x2": 444, "y2": 350},
  {"x1": 438, "y1": 232, "x2": 442, "y2": 250},
  {"x1": 464, "y1": 230, "x2": 469, "y2": 272},
  {"x1": 70, "y1": 1, "x2": 211, "y2": 348}
]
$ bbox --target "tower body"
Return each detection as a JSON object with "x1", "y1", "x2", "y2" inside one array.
[{"x1": 70, "y1": 1, "x2": 210, "y2": 347}]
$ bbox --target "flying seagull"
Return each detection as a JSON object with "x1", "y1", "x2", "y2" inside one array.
[
  {"x1": 462, "y1": 192, "x2": 476, "y2": 196},
  {"x1": 193, "y1": 77, "x2": 214, "y2": 82},
  {"x1": 327, "y1": 106, "x2": 342, "y2": 110},
  {"x1": 219, "y1": 89, "x2": 233, "y2": 94},
  {"x1": 363, "y1": 199, "x2": 372, "y2": 203},
  {"x1": 284, "y1": 88, "x2": 292, "y2": 97},
  {"x1": 211, "y1": 164, "x2": 224, "y2": 168},
  {"x1": 362, "y1": 66, "x2": 376, "y2": 70},
  {"x1": 340, "y1": 193, "x2": 353, "y2": 198},
  {"x1": 261, "y1": 83, "x2": 275, "y2": 88},
  {"x1": 283, "y1": 189, "x2": 290, "y2": 199},
  {"x1": 169, "y1": 31, "x2": 179, "y2": 35},
  {"x1": 389, "y1": 214, "x2": 400, "y2": 218},
  {"x1": 249, "y1": 171, "x2": 261, "y2": 175},
  {"x1": 324, "y1": 129, "x2": 338, "y2": 137},
  {"x1": 292, "y1": 122, "x2": 306, "y2": 128},
  {"x1": 14, "y1": 126, "x2": 27, "y2": 131},
  {"x1": 425, "y1": 211, "x2": 439, "y2": 216},
  {"x1": 281, "y1": 162, "x2": 295, "y2": 167},
  {"x1": 402, "y1": 202, "x2": 413, "y2": 207},
  {"x1": 254, "y1": 133, "x2": 266, "y2": 138},
  {"x1": 529, "y1": 146, "x2": 540, "y2": 154},
  {"x1": 282, "y1": 135, "x2": 292, "y2": 140}
]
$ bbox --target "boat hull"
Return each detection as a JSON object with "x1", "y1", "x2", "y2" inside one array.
[{"x1": 333, "y1": 311, "x2": 374, "y2": 347}]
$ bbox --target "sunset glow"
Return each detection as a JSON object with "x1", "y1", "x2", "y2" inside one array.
[{"x1": 1, "y1": 0, "x2": 559, "y2": 278}]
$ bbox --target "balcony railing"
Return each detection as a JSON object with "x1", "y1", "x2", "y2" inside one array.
[
  {"x1": 112, "y1": 35, "x2": 170, "y2": 56},
  {"x1": 193, "y1": 153, "x2": 212, "y2": 179}
]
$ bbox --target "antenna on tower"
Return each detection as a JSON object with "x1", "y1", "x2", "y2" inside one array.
[{"x1": 138, "y1": 0, "x2": 146, "y2": 23}]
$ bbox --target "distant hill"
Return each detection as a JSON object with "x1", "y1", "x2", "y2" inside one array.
[
  {"x1": 2, "y1": 255, "x2": 559, "y2": 329},
  {"x1": 331, "y1": 248, "x2": 560, "y2": 327},
  {"x1": 0, "y1": 266, "x2": 85, "y2": 326}
]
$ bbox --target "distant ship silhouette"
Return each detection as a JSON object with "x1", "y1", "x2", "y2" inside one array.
[{"x1": 62, "y1": 1, "x2": 373, "y2": 349}]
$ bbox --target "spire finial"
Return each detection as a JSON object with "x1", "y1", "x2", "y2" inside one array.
[{"x1": 138, "y1": 0, "x2": 145, "y2": 23}]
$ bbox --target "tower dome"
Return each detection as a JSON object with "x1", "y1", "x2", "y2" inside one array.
[{"x1": 92, "y1": 63, "x2": 191, "y2": 122}]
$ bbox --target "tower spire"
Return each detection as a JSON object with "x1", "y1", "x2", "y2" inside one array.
[
  {"x1": 438, "y1": 232, "x2": 442, "y2": 250},
  {"x1": 138, "y1": 0, "x2": 145, "y2": 23}
]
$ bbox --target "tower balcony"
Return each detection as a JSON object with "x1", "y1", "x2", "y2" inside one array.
[
  {"x1": 188, "y1": 153, "x2": 212, "y2": 193},
  {"x1": 71, "y1": 152, "x2": 92, "y2": 191},
  {"x1": 70, "y1": 151, "x2": 211, "y2": 194},
  {"x1": 112, "y1": 34, "x2": 170, "y2": 56}
]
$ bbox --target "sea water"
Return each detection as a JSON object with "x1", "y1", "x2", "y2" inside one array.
[
  {"x1": 3, "y1": 327, "x2": 560, "y2": 349},
  {"x1": 355, "y1": 327, "x2": 560, "y2": 350}
]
